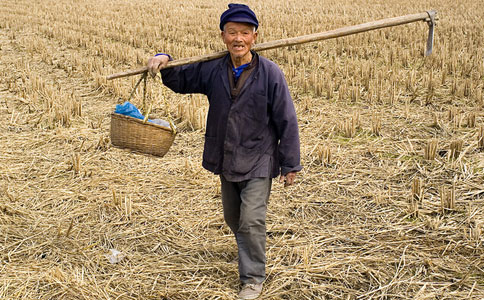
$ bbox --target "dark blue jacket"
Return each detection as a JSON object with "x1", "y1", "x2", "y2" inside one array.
[{"x1": 161, "y1": 52, "x2": 302, "y2": 182}]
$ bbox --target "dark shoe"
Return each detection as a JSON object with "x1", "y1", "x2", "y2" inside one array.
[{"x1": 239, "y1": 283, "x2": 263, "y2": 300}]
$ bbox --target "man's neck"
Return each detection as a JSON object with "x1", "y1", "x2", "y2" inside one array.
[{"x1": 231, "y1": 52, "x2": 252, "y2": 68}]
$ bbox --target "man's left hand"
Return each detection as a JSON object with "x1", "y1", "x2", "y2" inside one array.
[{"x1": 279, "y1": 172, "x2": 297, "y2": 187}]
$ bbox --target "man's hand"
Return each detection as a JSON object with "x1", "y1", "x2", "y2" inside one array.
[
  {"x1": 279, "y1": 172, "x2": 297, "y2": 187},
  {"x1": 147, "y1": 55, "x2": 170, "y2": 78}
]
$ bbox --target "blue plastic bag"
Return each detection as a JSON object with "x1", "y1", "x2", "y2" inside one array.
[
  {"x1": 114, "y1": 101, "x2": 146, "y2": 120},
  {"x1": 114, "y1": 101, "x2": 171, "y2": 128}
]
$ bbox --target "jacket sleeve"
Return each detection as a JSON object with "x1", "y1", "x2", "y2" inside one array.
[
  {"x1": 160, "y1": 61, "x2": 210, "y2": 95},
  {"x1": 269, "y1": 65, "x2": 303, "y2": 176}
]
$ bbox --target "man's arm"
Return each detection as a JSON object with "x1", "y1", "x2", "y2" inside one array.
[
  {"x1": 268, "y1": 64, "x2": 302, "y2": 184},
  {"x1": 147, "y1": 53, "x2": 208, "y2": 95}
]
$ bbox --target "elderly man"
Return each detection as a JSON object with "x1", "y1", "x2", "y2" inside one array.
[{"x1": 147, "y1": 4, "x2": 301, "y2": 299}]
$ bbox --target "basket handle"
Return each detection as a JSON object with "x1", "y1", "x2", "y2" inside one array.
[
  {"x1": 126, "y1": 72, "x2": 147, "y2": 104},
  {"x1": 125, "y1": 72, "x2": 177, "y2": 134},
  {"x1": 154, "y1": 74, "x2": 177, "y2": 134}
]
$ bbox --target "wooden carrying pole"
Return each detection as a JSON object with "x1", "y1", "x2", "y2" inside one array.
[{"x1": 107, "y1": 10, "x2": 436, "y2": 80}]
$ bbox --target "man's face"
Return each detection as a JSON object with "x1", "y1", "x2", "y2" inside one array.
[{"x1": 221, "y1": 22, "x2": 258, "y2": 60}]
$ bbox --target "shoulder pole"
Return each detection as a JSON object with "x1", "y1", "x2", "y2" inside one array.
[{"x1": 106, "y1": 10, "x2": 437, "y2": 80}]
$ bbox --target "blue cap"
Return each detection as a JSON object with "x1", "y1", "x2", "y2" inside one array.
[{"x1": 220, "y1": 3, "x2": 259, "y2": 31}]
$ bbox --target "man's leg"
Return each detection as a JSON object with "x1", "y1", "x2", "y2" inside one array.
[
  {"x1": 220, "y1": 175, "x2": 242, "y2": 233},
  {"x1": 236, "y1": 177, "x2": 271, "y2": 284},
  {"x1": 220, "y1": 175, "x2": 272, "y2": 284}
]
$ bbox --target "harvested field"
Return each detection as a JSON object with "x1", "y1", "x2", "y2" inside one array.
[{"x1": 1, "y1": 0, "x2": 484, "y2": 299}]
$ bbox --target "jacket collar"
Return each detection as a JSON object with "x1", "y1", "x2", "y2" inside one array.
[{"x1": 219, "y1": 51, "x2": 259, "y2": 98}]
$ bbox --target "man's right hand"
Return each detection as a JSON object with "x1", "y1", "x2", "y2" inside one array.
[{"x1": 147, "y1": 55, "x2": 170, "y2": 77}]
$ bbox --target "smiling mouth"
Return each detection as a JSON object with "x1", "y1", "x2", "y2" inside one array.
[{"x1": 233, "y1": 45, "x2": 245, "y2": 50}]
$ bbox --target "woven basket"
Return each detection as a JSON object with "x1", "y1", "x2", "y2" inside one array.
[{"x1": 110, "y1": 113, "x2": 175, "y2": 157}]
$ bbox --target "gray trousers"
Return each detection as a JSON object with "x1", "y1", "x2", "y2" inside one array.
[{"x1": 220, "y1": 175, "x2": 272, "y2": 284}]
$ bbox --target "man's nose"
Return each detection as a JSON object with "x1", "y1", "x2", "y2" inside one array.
[{"x1": 234, "y1": 33, "x2": 243, "y2": 41}]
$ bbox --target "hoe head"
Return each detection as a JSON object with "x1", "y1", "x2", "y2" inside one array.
[{"x1": 425, "y1": 10, "x2": 437, "y2": 56}]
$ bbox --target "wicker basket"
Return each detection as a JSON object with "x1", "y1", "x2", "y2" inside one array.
[{"x1": 110, "y1": 113, "x2": 176, "y2": 157}]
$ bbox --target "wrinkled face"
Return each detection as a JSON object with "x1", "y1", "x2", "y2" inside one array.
[{"x1": 221, "y1": 22, "x2": 258, "y2": 60}]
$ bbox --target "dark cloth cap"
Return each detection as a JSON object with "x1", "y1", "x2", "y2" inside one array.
[{"x1": 220, "y1": 3, "x2": 259, "y2": 31}]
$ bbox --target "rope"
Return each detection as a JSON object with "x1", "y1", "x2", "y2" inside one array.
[
  {"x1": 127, "y1": 72, "x2": 147, "y2": 102},
  {"x1": 155, "y1": 73, "x2": 177, "y2": 134},
  {"x1": 125, "y1": 71, "x2": 176, "y2": 134}
]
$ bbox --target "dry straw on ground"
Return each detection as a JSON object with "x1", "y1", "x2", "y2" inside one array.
[{"x1": 1, "y1": 0, "x2": 484, "y2": 299}]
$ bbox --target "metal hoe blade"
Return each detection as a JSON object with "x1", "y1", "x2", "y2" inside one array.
[{"x1": 425, "y1": 10, "x2": 437, "y2": 56}]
